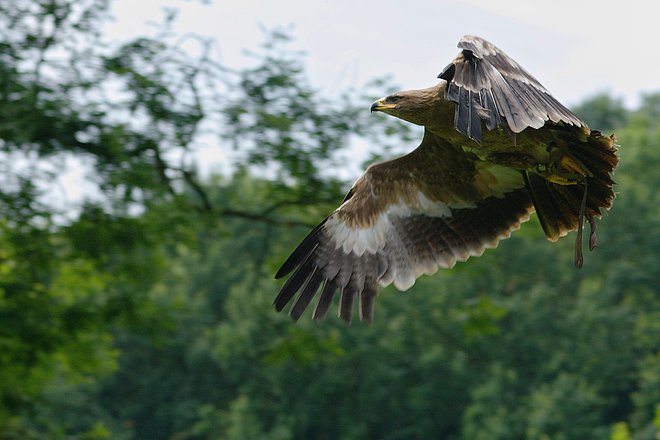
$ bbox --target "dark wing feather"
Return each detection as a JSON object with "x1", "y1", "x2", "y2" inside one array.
[
  {"x1": 275, "y1": 189, "x2": 533, "y2": 323},
  {"x1": 439, "y1": 35, "x2": 583, "y2": 142},
  {"x1": 312, "y1": 280, "x2": 338, "y2": 320},
  {"x1": 274, "y1": 132, "x2": 534, "y2": 322},
  {"x1": 290, "y1": 268, "x2": 324, "y2": 321}
]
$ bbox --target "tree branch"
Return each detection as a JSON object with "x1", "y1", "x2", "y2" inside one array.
[
  {"x1": 181, "y1": 168, "x2": 214, "y2": 213},
  {"x1": 152, "y1": 146, "x2": 177, "y2": 197},
  {"x1": 260, "y1": 198, "x2": 329, "y2": 216},
  {"x1": 221, "y1": 208, "x2": 315, "y2": 228}
]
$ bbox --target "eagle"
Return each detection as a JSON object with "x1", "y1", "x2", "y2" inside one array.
[{"x1": 274, "y1": 35, "x2": 618, "y2": 323}]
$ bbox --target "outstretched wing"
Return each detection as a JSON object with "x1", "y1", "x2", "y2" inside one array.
[
  {"x1": 274, "y1": 131, "x2": 534, "y2": 323},
  {"x1": 438, "y1": 35, "x2": 583, "y2": 143}
]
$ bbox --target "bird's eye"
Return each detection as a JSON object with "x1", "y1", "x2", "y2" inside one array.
[{"x1": 387, "y1": 95, "x2": 402, "y2": 103}]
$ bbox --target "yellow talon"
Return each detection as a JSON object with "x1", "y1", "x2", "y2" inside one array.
[
  {"x1": 559, "y1": 155, "x2": 590, "y2": 177},
  {"x1": 547, "y1": 174, "x2": 579, "y2": 185}
]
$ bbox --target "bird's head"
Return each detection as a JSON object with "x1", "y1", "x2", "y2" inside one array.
[{"x1": 371, "y1": 85, "x2": 444, "y2": 126}]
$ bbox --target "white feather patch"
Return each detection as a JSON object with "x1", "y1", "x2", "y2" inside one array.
[
  {"x1": 325, "y1": 192, "x2": 453, "y2": 257},
  {"x1": 323, "y1": 214, "x2": 390, "y2": 256}
]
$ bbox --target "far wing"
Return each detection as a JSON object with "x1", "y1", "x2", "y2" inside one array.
[
  {"x1": 438, "y1": 35, "x2": 583, "y2": 142},
  {"x1": 274, "y1": 132, "x2": 534, "y2": 323}
]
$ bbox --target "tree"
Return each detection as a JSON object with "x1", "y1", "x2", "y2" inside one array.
[
  {"x1": 1, "y1": 1, "x2": 659, "y2": 439},
  {"x1": 0, "y1": 0, "x2": 405, "y2": 436},
  {"x1": 572, "y1": 93, "x2": 629, "y2": 133}
]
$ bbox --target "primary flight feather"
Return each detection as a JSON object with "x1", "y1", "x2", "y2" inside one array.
[{"x1": 274, "y1": 35, "x2": 618, "y2": 323}]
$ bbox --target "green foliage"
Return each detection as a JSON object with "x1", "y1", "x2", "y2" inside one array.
[
  {"x1": 0, "y1": 1, "x2": 659, "y2": 439},
  {"x1": 572, "y1": 93, "x2": 629, "y2": 133}
]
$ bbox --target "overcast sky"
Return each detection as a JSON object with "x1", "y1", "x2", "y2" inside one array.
[
  {"x1": 107, "y1": 0, "x2": 658, "y2": 109},
  {"x1": 53, "y1": 0, "x2": 658, "y2": 210}
]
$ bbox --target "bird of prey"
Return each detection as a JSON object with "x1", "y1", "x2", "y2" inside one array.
[{"x1": 274, "y1": 35, "x2": 618, "y2": 323}]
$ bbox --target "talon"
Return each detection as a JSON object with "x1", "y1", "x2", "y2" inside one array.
[
  {"x1": 547, "y1": 139, "x2": 592, "y2": 178},
  {"x1": 548, "y1": 174, "x2": 578, "y2": 185},
  {"x1": 559, "y1": 155, "x2": 592, "y2": 177}
]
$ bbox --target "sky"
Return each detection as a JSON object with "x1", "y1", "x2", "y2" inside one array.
[
  {"x1": 106, "y1": 0, "x2": 658, "y2": 109},
  {"x1": 55, "y1": 0, "x2": 659, "y2": 210}
]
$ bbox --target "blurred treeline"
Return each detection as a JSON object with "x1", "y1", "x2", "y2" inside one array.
[{"x1": 0, "y1": 1, "x2": 658, "y2": 439}]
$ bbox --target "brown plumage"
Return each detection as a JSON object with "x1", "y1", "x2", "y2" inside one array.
[{"x1": 274, "y1": 35, "x2": 618, "y2": 323}]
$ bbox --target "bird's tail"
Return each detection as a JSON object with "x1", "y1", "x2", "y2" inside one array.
[{"x1": 524, "y1": 129, "x2": 618, "y2": 242}]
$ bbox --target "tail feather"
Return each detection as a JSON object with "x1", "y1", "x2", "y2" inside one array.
[
  {"x1": 571, "y1": 130, "x2": 618, "y2": 211},
  {"x1": 526, "y1": 129, "x2": 618, "y2": 241},
  {"x1": 524, "y1": 171, "x2": 565, "y2": 240}
]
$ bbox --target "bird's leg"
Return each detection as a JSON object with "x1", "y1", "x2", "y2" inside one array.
[
  {"x1": 544, "y1": 141, "x2": 593, "y2": 268},
  {"x1": 574, "y1": 179, "x2": 588, "y2": 268},
  {"x1": 587, "y1": 213, "x2": 598, "y2": 251}
]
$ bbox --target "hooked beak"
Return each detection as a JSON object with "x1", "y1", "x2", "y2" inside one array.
[{"x1": 370, "y1": 98, "x2": 396, "y2": 113}]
